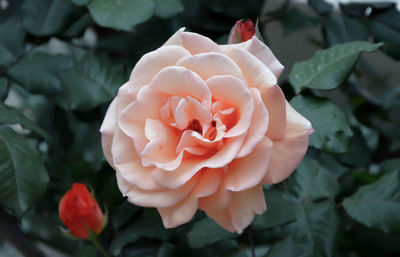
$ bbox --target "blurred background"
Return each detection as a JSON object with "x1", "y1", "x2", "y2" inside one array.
[{"x1": 1, "y1": 0, "x2": 400, "y2": 256}]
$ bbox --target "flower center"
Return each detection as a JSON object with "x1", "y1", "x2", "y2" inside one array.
[{"x1": 185, "y1": 119, "x2": 202, "y2": 134}]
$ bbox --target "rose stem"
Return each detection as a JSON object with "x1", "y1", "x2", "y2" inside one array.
[
  {"x1": 90, "y1": 235, "x2": 113, "y2": 257},
  {"x1": 246, "y1": 226, "x2": 256, "y2": 257}
]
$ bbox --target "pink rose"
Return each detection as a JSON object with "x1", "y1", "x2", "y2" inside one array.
[{"x1": 100, "y1": 28, "x2": 313, "y2": 233}]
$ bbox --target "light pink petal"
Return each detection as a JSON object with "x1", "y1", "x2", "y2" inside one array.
[
  {"x1": 199, "y1": 173, "x2": 232, "y2": 212},
  {"x1": 112, "y1": 128, "x2": 163, "y2": 190},
  {"x1": 129, "y1": 45, "x2": 191, "y2": 93},
  {"x1": 225, "y1": 137, "x2": 273, "y2": 192},
  {"x1": 193, "y1": 168, "x2": 223, "y2": 198},
  {"x1": 119, "y1": 86, "x2": 165, "y2": 153},
  {"x1": 226, "y1": 47, "x2": 277, "y2": 88},
  {"x1": 176, "y1": 52, "x2": 244, "y2": 81},
  {"x1": 173, "y1": 97, "x2": 212, "y2": 130},
  {"x1": 152, "y1": 135, "x2": 245, "y2": 189},
  {"x1": 262, "y1": 85, "x2": 287, "y2": 140},
  {"x1": 151, "y1": 66, "x2": 212, "y2": 108},
  {"x1": 206, "y1": 75, "x2": 254, "y2": 138},
  {"x1": 229, "y1": 184, "x2": 266, "y2": 233},
  {"x1": 262, "y1": 103, "x2": 313, "y2": 184},
  {"x1": 164, "y1": 28, "x2": 223, "y2": 55},
  {"x1": 158, "y1": 194, "x2": 198, "y2": 228},
  {"x1": 141, "y1": 119, "x2": 182, "y2": 171},
  {"x1": 116, "y1": 171, "x2": 199, "y2": 208},
  {"x1": 236, "y1": 88, "x2": 269, "y2": 158},
  {"x1": 223, "y1": 37, "x2": 284, "y2": 78},
  {"x1": 205, "y1": 208, "x2": 235, "y2": 233}
]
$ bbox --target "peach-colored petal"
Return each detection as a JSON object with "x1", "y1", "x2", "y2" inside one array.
[
  {"x1": 129, "y1": 45, "x2": 191, "y2": 93},
  {"x1": 262, "y1": 102, "x2": 313, "y2": 184},
  {"x1": 206, "y1": 75, "x2": 254, "y2": 138},
  {"x1": 198, "y1": 178, "x2": 232, "y2": 212},
  {"x1": 262, "y1": 85, "x2": 287, "y2": 140},
  {"x1": 225, "y1": 137, "x2": 273, "y2": 192},
  {"x1": 176, "y1": 52, "x2": 244, "y2": 81},
  {"x1": 236, "y1": 88, "x2": 269, "y2": 158},
  {"x1": 112, "y1": 128, "x2": 163, "y2": 190},
  {"x1": 151, "y1": 66, "x2": 212, "y2": 108},
  {"x1": 229, "y1": 184, "x2": 266, "y2": 233},
  {"x1": 223, "y1": 37, "x2": 284, "y2": 78},
  {"x1": 204, "y1": 208, "x2": 235, "y2": 233},
  {"x1": 173, "y1": 97, "x2": 212, "y2": 130},
  {"x1": 164, "y1": 28, "x2": 223, "y2": 55},
  {"x1": 119, "y1": 86, "x2": 165, "y2": 153},
  {"x1": 157, "y1": 169, "x2": 223, "y2": 228},
  {"x1": 116, "y1": 171, "x2": 199, "y2": 208},
  {"x1": 152, "y1": 135, "x2": 245, "y2": 189}
]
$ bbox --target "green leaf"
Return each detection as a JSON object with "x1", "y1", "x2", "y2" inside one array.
[
  {"x1": 0, "y1": 103, "x2": 49, "y2": 139},
  {"x1": 54, "y1": 52, "x2": 126, "y2": 110},
  {"x1": 265, "y1": 237, "x2": 295, "y2": 257},
  {"x1": 267, "y1": 8, "x2": 319, "y2": 35},
  {"x1": 72, "y1": 0, "x2": 89, "y2": 6},
  {"x1": 0, "y1": 78, "x2": 9, "y2": 100},
  {"x1": 289, "y1": 157, "x2": 340, "y2": 201},
  {"x1": 0, "y1": 125, "x2": 49, "y2": 216},
  {"x1": 187, "y1": 218, "x2": 238, "y2": 248},
  {"x1": 88, "y1": 0, "x2": 155, "y2": 31},
  {"x1": 289, "y1": 41, "x2": 382, "y2": 93},
  {"x1": 7, "y1": 51, "x2": 74, "y2": 95},
  {"x1": 0, "y1": 17, "x2": 25, "y2": 66},
  {"x1": 290, "y1": 95, "x2": 353, "y2": 153},
  {"x1": 252, "y1": 190, "x2": 296, "y2": 230},
  {"x1": 343, "y1": 171, "x2": 400, "y2": 233},
  {"x1": 287, "y1": 200, "x2": 338, "y2": 257},
  {"x1": 22, "y1": 0, "x2": 77, "y2": 36},
  {"x1": 308, "y1": 0, "x2": 333, "y2": 15},
  {"x1": 154, "y1": 0, "x2": 184, "y2": 18}
]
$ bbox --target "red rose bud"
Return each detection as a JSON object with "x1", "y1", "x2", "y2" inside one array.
[
  {"x1": 229, "y1": 19, "x2": 256, "y2": 43},
  {"x1": 59, "y1": 183, "x2": 105, "y2": 239}
]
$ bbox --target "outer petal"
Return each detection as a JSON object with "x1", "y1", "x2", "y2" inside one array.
[
  {"x1": 236, "y1": 88, "x2": 269, "y2": 158},
  {"x1": 151, "y1": 66, "x2": 212, "y2": 108},
  {"x1": 262, "y1": 102, "x2": 313, "y2": 184},
  {"x1": 164, "y1": 28, "x2": 223, "y2": 55},
  {"x1": 176, "y1": 52, "x2": 244, "y2": 81},
  {"x1": 129, "y1": 45, "x2": 191, "y2": 93},
  {"x1": 225, "y1": 137, "x2": 273, "y2": 192},
  {"x1": 206, "y1": 75, "x2": 254, "y2": 138},
  {"x1": 222, "y1": 36, "x2": 284, "y2": 78},
  {"x1": 112, "y1": 128, "x2": 164, "y2": 190},
  {"x1": 116, "y1": 171, "x2": 199, "y2": 208}
]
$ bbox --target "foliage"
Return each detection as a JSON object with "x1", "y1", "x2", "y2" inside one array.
[{"x1": 0, "y1": 0, "x2": 400, "y2": 256}]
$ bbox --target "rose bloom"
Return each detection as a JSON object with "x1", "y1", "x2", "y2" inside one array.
[
  {"x1": 59, "y1": 183, "x2": 104, "y2": 239},
  {"x1": 100, "y1": 28, "x2": 313, "y2": 233}
]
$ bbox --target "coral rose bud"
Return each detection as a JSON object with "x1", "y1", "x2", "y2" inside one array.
[
  {"x1": 59, "y1": 183, "x2": 104, "y2": 239},
  {"x1": 229, "y1": 19, "x2": 256, "y2": 43}
]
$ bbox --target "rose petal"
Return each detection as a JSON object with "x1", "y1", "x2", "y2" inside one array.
[
  {"x1": 164, "y1": 28, "x2": 223, "y2": 55},
  {"x1": 116, "y1": 171, "x2": 199, "y2": 208},
  {"x1": 262, "y1": 102, "x2": 313, "y2": 184},
  {"x1": 236, "y1": 88, "x2": 269, "y2": 158},
  {"x1": 261, "y1": 85, "x2": 287, "y2": 140},
  {"x1": 225, "y1": 137, "x2": 273, "y2": 191},
  {"x1": 198, "y1": 172, "x2": 232, "y2": 212},
  {"x1": 151, "y1": 66, "x2": 212, "y2": 108},
  {"x1": 206, "y1": 75, "x2": 254, "y2": 138},
  {"x1": 176, "y1": 52, "x2": 244, "y2": 81},
  {"x1": 129, "y1": 45, "x2": 191, "y2": 94},
  {"x1": 112, "y1": 128, "x2": 163, "y2": 190}
]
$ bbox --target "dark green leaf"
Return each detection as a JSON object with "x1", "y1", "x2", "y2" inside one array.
[
  {"x1": 88, "y1": 0, "x2": 155, "y2": 31},
  {"x1": 55, "y1": 52, "x2": 126, "y2": 110},
  {"x1": 252, "y1": 190, "x2": 296, "y2": 230},
  {"x1": 343, "y1": 171, "x2": 400, "y2": 233},
  {"x1": 265, "y1": 237, "x2": 295, "y2": 257},
  {"x1": 204, "y1": 0, "x2": 264, "y2": 19},
  {"x1": 72, "y1": 0, "x2": 89, "y2": 6},
  {"x1": 289, "y1": 157, "x2": 340, "y2": 201},
  {"x1": 0, "y1": 17, "x2": 25, "y2": 66},
  {"x1": 290, "y1": 95, "x2": 353, "y2": 153},
  {"x1": 22, "y1": 0, "x2": 77, "y2": 36},
  {"x1": 267, "y1": 8, "x2": 319, "y2": 35},
  {"x1": 0, "y1": 78, "x2": 9, "y2": 100},
  {"x1": 0, "y1": 125, "x2": 49, "y2": 216},
  {"x1": 187, "y1": 218, "x2": 238, "y2": 248},
  {"x1": 308, "y1": 0, "x2": 333, "y2": 15},
  {"x1": 62, "y1": 13, "x2": 93, "y2": 38},
  {"x1": 0, "y1": 0, "x2": 23, "y2": 23},
  {"x1": 72, "y1": 245, "x2": 97, "y2": 257},
  {"x1": 7, "y1": 52, "x2": 74, "y2": 95},
  {"x1": 154, "y1": 0, "x2": 184, "y2": 18},
  {"x1": 287, "y1": 200, "x2": 338, "y2": 257},
  {"x1": 340, "y1": 2, "x2": 395, "y2": 17},
  {"x1": 0, "y1": 103, "x2": 49, "y2": 139},
  {"x1": 289, "y1": 41, "x2": 382, "y2": 93}
]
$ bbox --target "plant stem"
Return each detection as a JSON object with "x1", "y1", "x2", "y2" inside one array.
[
  {"x1": 246, "y1": 226, "x2": 256, "y2": 257},
  {"x1": 90, "y1": 235, "x2": 113, "y2": 257}
]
